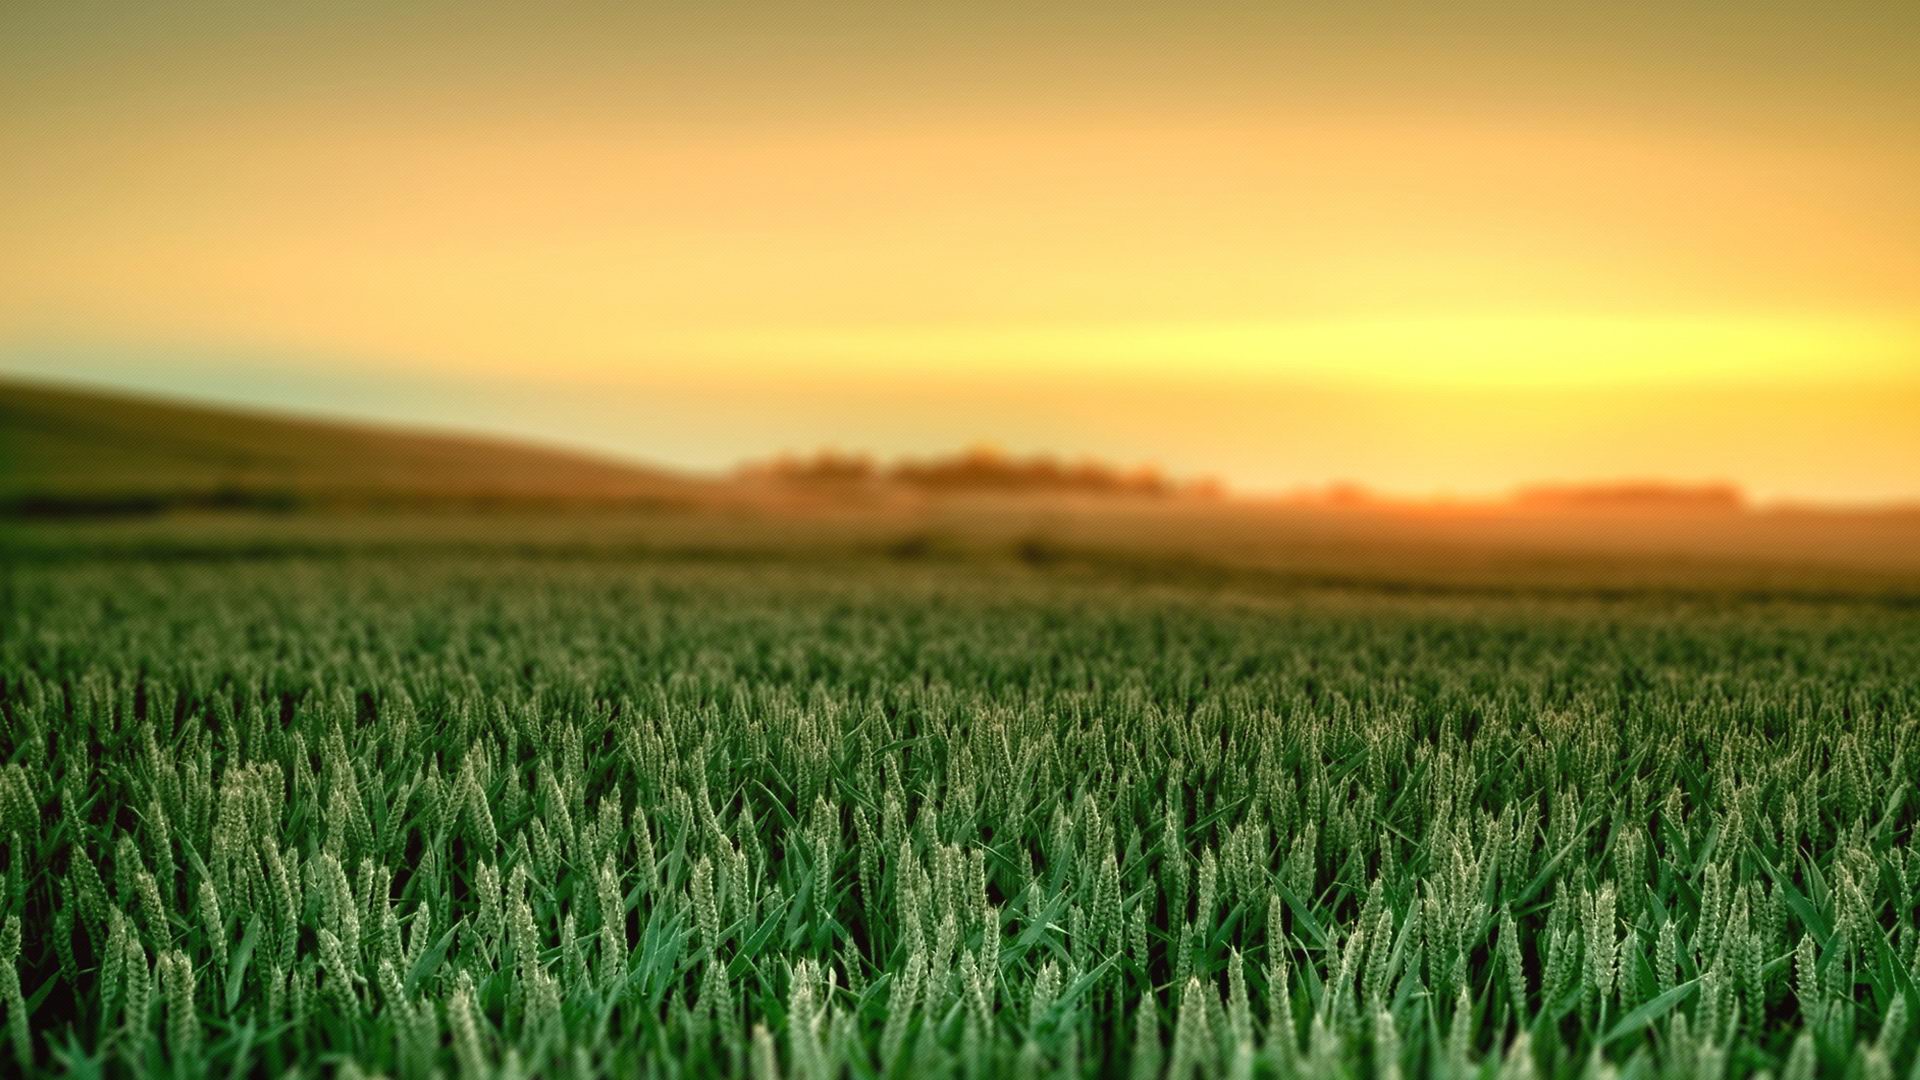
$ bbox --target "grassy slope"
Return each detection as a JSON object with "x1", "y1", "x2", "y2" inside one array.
[{"x1": 0, "y1": 378, "x2": 711, "y2": 511}]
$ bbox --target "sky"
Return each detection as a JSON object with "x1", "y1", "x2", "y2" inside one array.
[{"x1": 3, "y1": 1, "x2": 1918, "y2": 502}]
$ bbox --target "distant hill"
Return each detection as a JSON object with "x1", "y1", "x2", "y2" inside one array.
[{"x1": 0, "y1": 378, "x2": 710, "y2": 515}]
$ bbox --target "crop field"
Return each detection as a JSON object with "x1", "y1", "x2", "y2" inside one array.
[{"x1": 3, "y1": 539, "x2": 1919, "y2": 1078}]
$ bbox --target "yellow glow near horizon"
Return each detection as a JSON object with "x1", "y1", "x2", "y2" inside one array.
[
  {"x1": 3, "y1": 2, "x2": 1918, "y2": 500},
  {"x1": 659, "y1": 315, "x2": 1920, "y2": 389}
]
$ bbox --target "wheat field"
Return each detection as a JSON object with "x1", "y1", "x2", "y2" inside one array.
[{"x1": 3, "y1": 546, "x2": 1918, "y2": 1078}]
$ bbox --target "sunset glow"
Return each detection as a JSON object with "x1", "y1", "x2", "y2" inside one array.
[{"x1": 4, "y1": 1, "x2": 1916, "y2": 501}]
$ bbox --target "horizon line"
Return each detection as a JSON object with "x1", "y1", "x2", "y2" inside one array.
[{"x1": 6, "y1": 367, "x2": 1918, "y2": 514}]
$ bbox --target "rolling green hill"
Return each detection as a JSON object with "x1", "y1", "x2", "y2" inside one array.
[{"x1": 0, "y1": 378, "x2": 710, "y2": 514}]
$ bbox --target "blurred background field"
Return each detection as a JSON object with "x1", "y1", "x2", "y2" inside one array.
[{"x1": 8, "y1": 376, "x2": 1919, "y2": 605}]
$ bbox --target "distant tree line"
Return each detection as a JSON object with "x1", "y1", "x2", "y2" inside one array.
[
  {"x1": 1511, "y1": 482, "x2": 1746, "y2": 512},
  {"x1": 743, "y1": 445, "x2": 1223, "y2": 498}
]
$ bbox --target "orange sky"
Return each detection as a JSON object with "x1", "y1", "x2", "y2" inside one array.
[{"x1": 3, "y1": 2, "x2": 1917, "y2": 501}]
